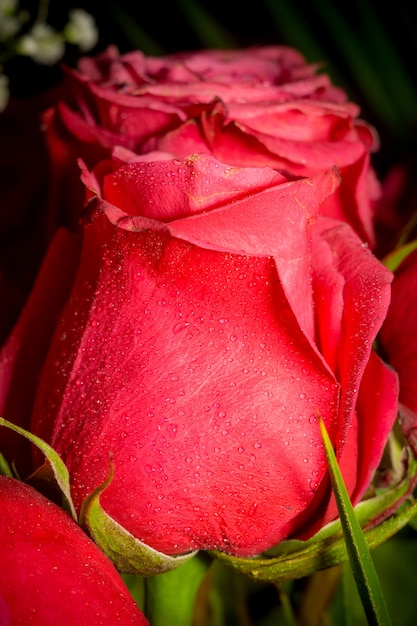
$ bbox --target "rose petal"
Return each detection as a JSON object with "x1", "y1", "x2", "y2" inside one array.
[{"x1": 0, "y1": 477, "x2": 148, "y2": 625}]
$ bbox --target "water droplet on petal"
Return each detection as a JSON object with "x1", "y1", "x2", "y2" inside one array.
[{"x1": 173, "y1": 321, "x2": 191, "y2": 334}]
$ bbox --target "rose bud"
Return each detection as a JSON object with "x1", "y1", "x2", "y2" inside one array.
[
  {"x1": 0, "y1": 476, "x2": 148, "y2": 625},
  {"x1": 2, "y1": 151, "x2": 394, "y2": 560},
  {"x1": 43, "y1": 45, "x2": 380, "y2": 246}
]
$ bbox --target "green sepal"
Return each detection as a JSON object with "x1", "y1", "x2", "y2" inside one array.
[
  {"x1": 210, "y1": 443, "x2": 417, "y2": 583},
  {"x1": 144, "y1": 551, "x2": 211, "y2": 626},
  {"x1": 0, "y1": 417, "x2": 77, "y2": 520},
  {"x1": 79, "y1": 460, "x2": 198, "y2": 576}
]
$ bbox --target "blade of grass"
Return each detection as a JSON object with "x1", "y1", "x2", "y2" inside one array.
[
  {"x1": 382, "y1": 239, "x2": 417, "y2": 272},
  {"x1": 319, "y1": 417, "x2": 393, "y2": 626}
]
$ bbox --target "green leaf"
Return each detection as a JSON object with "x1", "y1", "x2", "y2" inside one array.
[
  {"x1": 319, "y1": 417, "x2": 393, "y2": 626},
  {"x1": 144, "y1": 552, "x2": 211, "y2": 626},
  {"x1": 372, "y1": 531, "x2": 417, "y2": 626},
  {"x1": 330, "y1": 562, "x2": 369, "y2": 626},
  {"x1": 79, "y1": 460, "x2": 198, "y2": 576},
  {"x1": 193, "y1": 559, "x2": 255, "y2": 626},
  {"x1": 121, "y1": 574, "x2": 146, "y2": 613},
  {"x1": 0, "y1": 451, "x2": 13, "y2": 477},
  {"x1": 0, "y1": 417, "x2": 77, "y2": 520},
  {"x1": 382, "y1": 238, "x2": 417, "y2": 273},
  {"x1": 331, "y1": 530, "x2": 417, "y2": 626}
]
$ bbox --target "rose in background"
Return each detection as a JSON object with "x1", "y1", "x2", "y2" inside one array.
[
  {"x1": 43, "y1": 45, "x2": 380, "y2": 247},
  {"x1": 0, "y1": 476, "x2": 148, "y2": 625},
  {"x1": 0, "y1": 149, "x2": 397, "y2": 557},
  {"x1": 379, "y1": 248, "x2": 417, "y2": 454},
  {"x1": 373, "y1": 155, "x2": 417, "y2": 259}
]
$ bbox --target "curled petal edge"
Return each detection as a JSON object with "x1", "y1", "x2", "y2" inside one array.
[{"x1": 79, "y1": 461, "x2": 198, "y2": 576}]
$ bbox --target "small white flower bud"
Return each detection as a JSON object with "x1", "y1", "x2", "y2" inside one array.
[{"x1": 64, "y1": 9, "x2": 98, "y2": 52}]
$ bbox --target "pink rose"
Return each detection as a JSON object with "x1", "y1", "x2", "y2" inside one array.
[
  {"x1": 44, "y1": 45, "x2": 380, "y2": 246},
  {"x1": 0, "y1": 476, "x2": 148, "y2": 625},
  {"x1": 1, "y1": 151, "x2": 397, "y2": 558}
]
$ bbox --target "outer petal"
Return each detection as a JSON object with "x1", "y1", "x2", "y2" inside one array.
[
  {"x1": 289, "y1": 220, "x2": 398, "y2": 538},
  {"x1": 353, "y1": 350, "x2": 399, "y2": 501},
  {"x1": 294, "y1": 219, "x2": 397, "y2": 534},
  {"x1": 0, "y1": 477, "x2": 148, "y2": 625},
  {"x1": 312, "y1": 217, "x2": 394, "y2": 452}
]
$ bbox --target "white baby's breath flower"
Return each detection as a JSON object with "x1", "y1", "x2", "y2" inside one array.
[
  {"x1": 0, "y1": 14, "x2": 20, "y2": 39},
  {"x1": 64, "y1": 9, "x2": 98, "y2": 52},
  {"x1": 0, "y1": 73, "x2": 10, "y2": 112},
  {"x1": 16, "y1": 22, "x2": 64, "y2": 65},
  {"x1": 0, "y1": 0, "x2": 18, "y2": 13},
  {"x1": 0, "y1": 0, "x2": 27, "y2": 40}
]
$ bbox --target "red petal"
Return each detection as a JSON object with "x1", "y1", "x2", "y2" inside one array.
[
  {"x1": 0, "y1": 477, "x2": 148, "y2": 625},
  {"x1": 379, "y1": 249, "x2": 417, "y2": 414}
]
